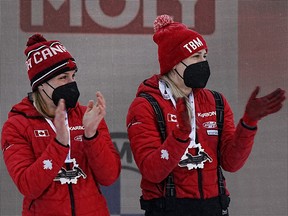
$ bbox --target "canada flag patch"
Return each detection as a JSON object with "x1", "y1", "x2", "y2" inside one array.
[{"x1": 34, "y1": 130, "x2": 49, "y2": 137}]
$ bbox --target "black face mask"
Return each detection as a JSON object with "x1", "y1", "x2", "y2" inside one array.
[
  {"x1": 46, "y1": 82, "x2": 80, "y2": 109},
  {"x1": 176, "y1": 61, "x2": 210, "y2": 88}
]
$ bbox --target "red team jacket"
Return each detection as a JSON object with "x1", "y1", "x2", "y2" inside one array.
[
  {"x1": 126, "y1": 74, "x2": 257, "y2": 200},
  {"x1": 1, "y1": 96, "x2": 121, "y2": 216}
]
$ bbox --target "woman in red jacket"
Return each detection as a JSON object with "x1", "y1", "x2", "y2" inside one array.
[
  {"x1": 126, "y1": 15, "x2": 285, "y2": 216},
  {"x1": 1, "y1": 34, "x2": 121, "y2": 216}
]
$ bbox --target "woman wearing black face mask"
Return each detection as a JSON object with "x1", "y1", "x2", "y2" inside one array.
[
  {"x1": 126, "y1": 15, "x2": 286, "y2": 216},
  {"x1": 1, "y1": 34, "x2": 121, "y2": 216}
]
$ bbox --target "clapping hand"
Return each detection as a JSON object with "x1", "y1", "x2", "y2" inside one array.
[
  {"x1": 173, "y1": 97, "x2": 191, "y2": 141},
  {"x1": 83, "y1": 91, "x2": 106, "y2": 138},
  {"x1": 243, "y1": 87, "x2": 286, "y2": 125},
  {"x1": 54, "y1": 99, "x2": 69, "y2": 146}
]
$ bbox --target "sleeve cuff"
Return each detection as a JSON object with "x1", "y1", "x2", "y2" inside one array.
[
  {"x1": 54, "y1": 138, "x2": 69, "y2": 148},
  {"x1": 241, "y1": 120, "x2": 257, "y2": 130},
  {"x1": 242, "y1": 112, "x2": 258, "y2": 127},
  {"x1": 83, "y1": 130, "x2": 99, "y2": 140}
]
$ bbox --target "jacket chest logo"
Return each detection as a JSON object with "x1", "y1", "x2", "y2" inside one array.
[
  {"x1": 178, "y1": 143, "x2": 213, "y2": 169},
  {"x1": 34, "y1": 130, "x2": 49, "y2": 137},
  {"x1": 167, "y1": 113, "x2": 177, "y2": 122},
  {"x1": 54, "y1": 158, "x2": 87, "y2": 184},
  {"x1": 197, "y1": 111, "x2": 216, "y2": 118}
]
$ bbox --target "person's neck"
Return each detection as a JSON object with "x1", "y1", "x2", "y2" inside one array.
[
  {"x1": 33, "y1": 101, "x2": 56, "y2": 119},
  {"x1": 179, "y1": 86, "x2": 193, "y2": 97}
]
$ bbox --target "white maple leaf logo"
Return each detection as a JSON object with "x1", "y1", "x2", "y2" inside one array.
[
  {"x1": 43, "y1": 159, "x2": 53, "y2": 170},
  {"x1": 161, "y1": 149, "x2": 169, "y2": 160}
]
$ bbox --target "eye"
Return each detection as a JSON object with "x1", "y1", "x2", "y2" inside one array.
[
  {"x1": 59, "y1": 75, "x2": 67, "y2": 80},
  {"x1": 190, "y1": 54, "x2": 200, "y2": 59}
]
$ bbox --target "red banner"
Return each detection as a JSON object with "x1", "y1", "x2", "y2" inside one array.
[{"x1": 20, "y1": 0, "x2": 215, "y2": 34}]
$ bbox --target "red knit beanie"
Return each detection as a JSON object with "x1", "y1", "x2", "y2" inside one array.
[
  {"x1": 153, "y1": 15, "x2": 208, "y2": 75},
  {"x1": 25, "y1": 34, "x2": 77, "y2": 91}
]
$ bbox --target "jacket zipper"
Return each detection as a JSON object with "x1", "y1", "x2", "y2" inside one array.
[
  {"x1": 28, "y1": 200, "x2": 35, "y2": 210},
  {"x1": 66, "y1": 163, "x2": 76, "y2": 216},
  {"x1": 195, "y1": 135, "x2": 204, "y2": 199},
  {"x1": 197, "y1": 168, "x2": 204, "y2": 199}
]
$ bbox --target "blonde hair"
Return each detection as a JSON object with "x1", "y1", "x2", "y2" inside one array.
[
  {"x1": 32, "y1": 90, "x2": 54, "y2": 118},
  {"x1": 160, "y1": 73, "x2": 192, "y2": 119}
]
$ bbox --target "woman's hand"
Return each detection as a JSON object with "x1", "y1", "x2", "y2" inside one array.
[
  {"x1": 83, "y1": 91, "x2": 106, "y2": 138},
  {"x1": 54, "y1": 99, "x2": 69, "y2": 146},
  {"x1": 243, "y1": 87, "x2": 286, "y2": 126},
  {"x1": 173, "y1": 97, "x2": 191, "y2": 141}
]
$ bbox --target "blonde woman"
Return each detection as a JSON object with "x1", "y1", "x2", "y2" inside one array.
[{"x1": 126, "y1": 15, "x2": 285, "y2": 216}]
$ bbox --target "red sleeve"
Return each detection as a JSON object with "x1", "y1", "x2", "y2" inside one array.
[
  {"x1": 83, "y1": 119, "x2": 121, "y2": 186},
  {"x1": 1, "y1": 117, "x2": 69, "y2": 199},
  {"x1": 220, "y1": 95, "x2": 257, "y2": 172},
  {"x1": 126, "y1": 97, "x2": 189, "y2": 183}
]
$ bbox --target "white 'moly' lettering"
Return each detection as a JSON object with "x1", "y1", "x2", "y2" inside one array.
[
  {"x1": 183, "y1": 37, "x2": 204, "y2": 53},
  {"x1": 30, "y1": 0, "x2": 198, "y2": 29}
]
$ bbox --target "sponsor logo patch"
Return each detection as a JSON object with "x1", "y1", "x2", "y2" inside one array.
[
  {"x1": 197, "y1": 111, "x2": 216, "y2": 118},
  {"x1": 207, "y1": 130, "x2": 218, "y2": 136},
  {"x1": 69, "y1": 126, "x2": 85, "y2": 131},
  {"x1": 203, "y1": 121, "x2": 217, "y2": 129},
  {"x1": 74, "y1": 135, "x2": 83, "y2": 142}
]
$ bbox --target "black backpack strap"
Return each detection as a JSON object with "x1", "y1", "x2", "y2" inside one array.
[
  {"x1": 212, "y1": 90, "x2": 224, "y2": 138},
  {"x1": 139, "y1": 92, "x2": 166, "y2": 141},
  {"x1": 210, "y1": 90, "x2": 230, "y2": 215},
  {"x1": 210, "y1": 90, "x2": 225, "y2": 193},
  {"x1": 138, "y1": 92, "x2": 176, "y2": 202}
]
